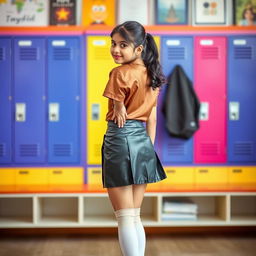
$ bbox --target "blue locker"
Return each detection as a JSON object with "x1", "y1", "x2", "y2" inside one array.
[
  {"x1": 48, "y1": 37, "x2": 81, "y2": 163},
  {"x1": 0, "y1": 38, "x2": 12, "y2": 164},
  {"x1": 14, "y1": 37, "x2": 46, "y2": 163},
  {"x1": 228, "y1": 36, "x2": 256, "y2": 163},
  {"x1": 158, "y1": 36, "x2": 194, "y2": 164}
]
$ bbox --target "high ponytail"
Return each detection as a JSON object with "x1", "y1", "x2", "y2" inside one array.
[{"x1": 110, "y1": 21, "x2": 166, "y2": 89}]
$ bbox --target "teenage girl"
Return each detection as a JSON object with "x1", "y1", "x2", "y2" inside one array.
[{"x1": 101, "y1": 21, "x2": 167, "y2": 256}]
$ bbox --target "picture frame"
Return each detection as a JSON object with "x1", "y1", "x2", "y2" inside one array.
[
  {"x1": 234, "y1": 0, "x2": 256, "y2": 26},
  {"x1": 155, "y1": 0, "x2": 188, "y2": 25},
  {"x1": 192, "y1": 0, "x2": 227, "y2": 25}
]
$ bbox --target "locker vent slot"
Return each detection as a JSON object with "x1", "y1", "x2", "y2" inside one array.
[
  {"x1": 20, "y1": 144, "x2": 39, "y2": 157},
  {"x1": 53, "y1": 48, "x2": 72, "y2": 60},
  {"x1": 201, "y1": 142, "x2": 220, "y2": 155},
  {"x1": 234, "y1": 47, "x2": 252, "y2": 59},
  {"x1": 0, "y1": 144, "x2": 5, "y2": 157},
  {"x1": 234, "y1": 142, "x2": 253, "y2": 156},
  {"x1": 167, "y1": 143, "x2": 185, "y2": 156},
  {"x1": 201, "y1": 47, "x2": 219, "y2": 59},
  {"x1": 94, "y1": 48, "x2": 111, "y2": 60},
  {"x1": 168, "y1": 47, "x2": 185, "y2": 60},
  {"x1": 0, "y1": 48, "x2": 4, "y2": 61},
  {"x1": 20, "y1": 48, "x2": 38, "y2": 60},
  {"x1": 54, "y1": 144, "x2": 72, "y2": 156}
]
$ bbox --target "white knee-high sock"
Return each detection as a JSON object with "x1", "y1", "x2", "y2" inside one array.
[
  {"x1": 134, "y1": 208, "x2": 146, "y2": 256},
  {"x1": 114, "y1": 208, "x2": 139, "y2": 256}
]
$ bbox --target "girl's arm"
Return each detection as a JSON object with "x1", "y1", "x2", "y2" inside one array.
[
  {"x1": 112, "y1": 100, "x2": 128, "y2": 128},
  {"x1": 146, "y1": 106, "x2": 157, "y2": 144}
]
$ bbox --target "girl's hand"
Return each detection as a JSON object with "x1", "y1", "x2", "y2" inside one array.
[{"x1": 112, "y1": 101, "x2": 128, "y2": 128}]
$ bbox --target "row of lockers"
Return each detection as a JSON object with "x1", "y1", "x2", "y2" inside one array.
[
  {"x1": 1, "y1": 166, "x2": 255, "y2": 186},
  {"x1": 0, "y1": 34, "x2": 256, "y2": 166},
  {"x1": 156, "y1": 36, "x2": 256, "y2": 164},
  {"x1": 0, "y1": 37, "x2": 83, "y2": 164},
  {"x1": 88, "y1": 35, "x2": 256, "y2": 165}
]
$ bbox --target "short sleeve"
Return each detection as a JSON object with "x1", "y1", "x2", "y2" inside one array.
[{"x1": 103, "y1": 69, "x2": 128, "y2": 102}]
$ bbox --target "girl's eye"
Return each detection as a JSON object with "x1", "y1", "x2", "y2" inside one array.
[
  {"x1": 120, "y1": 43, "x2": 127, "y2": 48},
  {"x1": 111, "y1": 42, "x2": 116, "y2": 47}
]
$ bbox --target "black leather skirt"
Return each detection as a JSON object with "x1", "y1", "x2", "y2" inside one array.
[{"x1": 101, "y1": 120, "x2": 166, "y2": 188}]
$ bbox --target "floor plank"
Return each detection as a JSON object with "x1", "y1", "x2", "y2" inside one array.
[{"x1": 0, "y1": 233, "x2": 256, "y2": 256}]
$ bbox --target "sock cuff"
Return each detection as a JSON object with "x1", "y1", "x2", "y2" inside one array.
[
  {"x1": 114, "y1": 208, "x2": 135, "y2": 218},
  {"x1": 134, "y1": 208, "x2": 141, "y2": 216}
]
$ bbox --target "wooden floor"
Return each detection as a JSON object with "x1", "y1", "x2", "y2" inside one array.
[{"x1": 0, "y1": 232, "x2": 256, "y2": 256}]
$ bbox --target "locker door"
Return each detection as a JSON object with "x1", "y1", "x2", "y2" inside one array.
[
  {"x1": 158, "y1": 36, "x2": 194, "y2": 164},
  {"x1": 194, "y1": 37, "x2": 227, "y2": 163},
  {"x1": 14, "y1": 37, "x2": 46, "y2": 163},
  {"x1": 87, "y1": 36, "x2": 117, "y2": 165},
  {"x1": 0, "y1": 38, "x2": 12, "y2": 163},
  {"x1": 48, "y1": 37, "x2": 81, "y2": 163},
  {"x1": 228, "y1": 36, "x2": 256, "y2": 163}
]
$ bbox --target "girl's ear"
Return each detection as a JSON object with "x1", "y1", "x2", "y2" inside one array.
[{"x1": 135, "y1": 45, "x2": 144, "y2": 56}]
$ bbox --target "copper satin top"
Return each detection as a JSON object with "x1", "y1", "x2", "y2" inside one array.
[{"x1": 103, "y1": 62, "x2": 159, "y2": 122}]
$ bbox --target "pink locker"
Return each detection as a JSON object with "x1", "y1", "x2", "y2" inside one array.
[{"x1": 194, "y1": 36, "x2": 227, "y2": 163}]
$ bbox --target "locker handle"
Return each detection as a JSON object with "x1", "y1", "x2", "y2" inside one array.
[
  {"x1": 229, "y1": 102, "x2": 239, "y2": 121},
  {"x1": 19, "y1": 170, "x2": 29, "y2": 175},
  {"x1": 232, "y1": 169, "x2": 242, "y2": 173},
  {"x1": 92, "y1": 170, "x2": 101, "y2": 174},
  {"x1": 92, "y1": 104, "x2": 100, "y2": 120},
  {"x1": 16, "y1": 103, "x2": 26, "y2": 122},
  {"x1": 199, "y1": 169, "x2": 208, "y2": 173},
  {"x1": 52, "y1": 170, "x2": 63, "y2": 174},
  {"x1": 49, "y1": 103, "x2": 59, "y2": 122},
  {"x1": 167, "y1": 170, "x2": 176, "y2": 173},
  {"x1": 199, "y1": 102, "x2": 209, "y2": 121}
]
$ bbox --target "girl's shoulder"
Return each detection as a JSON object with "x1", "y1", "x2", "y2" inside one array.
[{"x1": 109, "y1": 64, "x2": 134, "y2": 80}]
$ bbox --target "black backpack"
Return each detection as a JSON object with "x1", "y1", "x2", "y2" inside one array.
[{"x1": 162, "y1": 65, "x2": 200, "y2": 139}]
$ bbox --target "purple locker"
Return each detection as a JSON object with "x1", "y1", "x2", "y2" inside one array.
[
  {"x1": 157, "y1": 36, "x2": 194, "y2": 164},
  {"x1": 48, "y1": 37, "x2": 81, "y2": 163},
  {"x1": 0, "y1": 38, "x2": 12, "y2": 164},
  {"x1": 228, "y1": 36, "x2": 256, "y2": 163},
  {"x1": 14, "y1": 37, "x2": 46, "y2": 163}
]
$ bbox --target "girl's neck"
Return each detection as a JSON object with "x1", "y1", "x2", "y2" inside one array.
[{"x1": 129, "y1": 57, "x2": 145, "y2": 66}]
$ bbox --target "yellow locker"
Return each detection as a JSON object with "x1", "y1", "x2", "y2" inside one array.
[
  {"x1": 48, "y1": 167, "x2": 84, "y2": 185},
  {"x1": 87, "y1": 36, "x2": 117, "y2": 164},
  {"x1": 228, "y1": 166, "x2": 256, "y2": 184},
  {"x1": 161, "y1": 167, "x2": 195, "y2": 185},
  {"x1": 195, "y1": 167, "x2": 228, "y2": 184},
  {"x1": 87, "y1": 35, "x2": 160, "y2": 165},
  {"x1": 154, "y1": 36, "x2": 160, "y2": 54},
  {"x1": 16, "y1": 168, "x2": 49, "y2": 185},
  {"x1": 0, "y1": 169, "x2": 16, "y2": 185},
  {"x1": 87, "y1": 168, "x2": 102, "y2": 185}
]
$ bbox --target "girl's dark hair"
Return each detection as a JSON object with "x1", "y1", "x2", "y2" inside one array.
[{"x1": 110, "y1": 21, "x2": 166, "y2": 89}]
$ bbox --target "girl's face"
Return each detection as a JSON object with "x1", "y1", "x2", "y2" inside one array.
[{"x1": 110, "y1": 33, "x2": 143, "y2": 65}]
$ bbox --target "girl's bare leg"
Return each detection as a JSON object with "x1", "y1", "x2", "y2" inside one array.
[{"x1": 107, "y1": 184, "x2": 147, "y2": 256}]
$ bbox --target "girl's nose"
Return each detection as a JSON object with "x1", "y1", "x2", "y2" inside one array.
[{"x1": 112, "y1": 45, "x2": 120, "y2": 53}]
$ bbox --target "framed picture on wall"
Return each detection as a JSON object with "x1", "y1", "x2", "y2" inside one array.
[
  {"x1": 192, "y1": 0, "x2": 228, "y2": 25},
  {"x1": 234, "y1": 0, "x2": 256, "y2": 26},
  {"x1": 155, "y1": 0, "x2": 188, "y2": 25}
]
